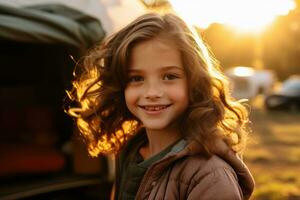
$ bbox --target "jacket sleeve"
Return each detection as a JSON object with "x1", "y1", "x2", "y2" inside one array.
[{"x1": 187, "y1": 167, "x2": 243, "y2": 200}]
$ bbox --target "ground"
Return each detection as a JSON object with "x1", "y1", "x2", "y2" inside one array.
[{"x1": 245, "y1": 96, "x2": 300, "y2": 200}]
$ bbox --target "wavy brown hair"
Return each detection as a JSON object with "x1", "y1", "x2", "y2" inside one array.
[{"x1": 66, "y1": 12, "x2": 250, "y2": 156}]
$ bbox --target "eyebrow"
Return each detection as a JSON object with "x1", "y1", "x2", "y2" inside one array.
[{"x1": 128, "y1": 66, "x2": 184, "y2": 72}]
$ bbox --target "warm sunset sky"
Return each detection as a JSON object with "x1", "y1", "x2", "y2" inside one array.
[{"x1": 169, "y1": 0, "x2": 296, "y2": 33}]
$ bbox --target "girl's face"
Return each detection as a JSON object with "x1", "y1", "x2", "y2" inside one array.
[{"x1": 124, "y1": 37, "x2": 189, "y2": 132}]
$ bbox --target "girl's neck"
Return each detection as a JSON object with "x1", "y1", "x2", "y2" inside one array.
[{"x1": 139, "y1": 128, "x2": 182, "y2": 160}]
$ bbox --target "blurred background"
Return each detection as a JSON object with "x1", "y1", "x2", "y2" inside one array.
[{"x1": 0, "y1": 0, "x2": 299, "y2": 199}]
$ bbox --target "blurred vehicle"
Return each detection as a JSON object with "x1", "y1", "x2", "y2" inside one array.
[
  {"x1": 225, "y1": 66, "x2": 277, "y2": 100},
  {"x1": 264, "y1": 75, "x2": 300, "y2": 111},
  {"x1": 0, "y1": 0, "x2": 146, "y2": 199}
]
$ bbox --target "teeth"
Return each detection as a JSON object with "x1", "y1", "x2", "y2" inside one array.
[{"x1": 144, "y1": 106, "x2": 167, "y2": 111}]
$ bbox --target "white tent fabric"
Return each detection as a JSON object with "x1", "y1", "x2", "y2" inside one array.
[{"x1": 0, "y1": 0, "x2": 147, "y2": 35}]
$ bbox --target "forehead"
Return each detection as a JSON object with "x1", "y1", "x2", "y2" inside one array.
[{"x1": 129, "y1": 37, "x2": 182, "y2": 70}]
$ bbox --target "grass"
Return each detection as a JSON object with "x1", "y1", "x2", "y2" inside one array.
[{"x1": 244, "y1": 96, "x2": 300, "y2": 200}]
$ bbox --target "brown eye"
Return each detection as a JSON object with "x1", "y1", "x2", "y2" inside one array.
[
  {"x1": 163, "y1": 74, "x2": 179, "y2": 80},
  {"x1": 128, "y1": 75, "x2": 144, "y2": 82}
]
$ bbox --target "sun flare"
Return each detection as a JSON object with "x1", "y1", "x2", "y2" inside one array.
[{"x1": 169, "y1": 0, "x2": 295, "y2": 33}]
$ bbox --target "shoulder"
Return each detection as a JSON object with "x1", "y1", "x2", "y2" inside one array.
[
  {"x1": 169, "y1": 154, "x2": 243, "y2": 199},
  {"x1": 172, "y1": 154, "x2": 236, "y2": 178}
]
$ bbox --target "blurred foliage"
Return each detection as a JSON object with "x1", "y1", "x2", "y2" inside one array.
[
  {"x1": 140, "y1": 0, "x2": 171, "y2": 11},
  {"x1": 201, "y1": 24, "x2": 255, "y2": 69},
  {"x1": 201, "y1": 4, "x2": 300, "y2": 81},
  {"x1": 263, "y1": 8, "x2": 300, "y2": 80}
]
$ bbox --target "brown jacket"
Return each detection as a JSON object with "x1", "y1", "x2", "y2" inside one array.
[
  {"x1": 133, "y1": 139, "x2": 254, "y2": 200},
  {"x1": 114, "y1": 134, "x2": 255, "y2": 200}
]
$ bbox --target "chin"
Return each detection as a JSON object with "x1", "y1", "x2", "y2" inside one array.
[
  {"x1": 144, "y1": 126, "x2": 167, "y2": 131},
  {"x1": 143, "y1": 122, "x2": 173, "y2": 132}
]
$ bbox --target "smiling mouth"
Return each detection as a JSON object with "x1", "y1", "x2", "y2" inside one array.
[{"x1": 139, "y1": 105, "x2": 171, "y2": 111}]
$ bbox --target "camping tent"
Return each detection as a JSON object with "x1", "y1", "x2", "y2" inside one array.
[{"x1": 0, "y1": 0, "x2": 147, "y2": 46}]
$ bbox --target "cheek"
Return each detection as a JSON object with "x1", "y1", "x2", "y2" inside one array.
[
  {"x1": 124, "y1": 87, "x2": 138, "y2": 108},
  {"x1": 168, "y1": 82, "x2": 189, "y2": 103},
  {"x1": 175, "y1": 90, "x2": 189, "y2": 108}
]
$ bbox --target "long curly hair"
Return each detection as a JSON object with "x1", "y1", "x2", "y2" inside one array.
[{"x1": 66, "y1": 12, "x2": 250, "y2": 156}]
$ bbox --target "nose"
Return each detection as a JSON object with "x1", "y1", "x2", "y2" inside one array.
[{"x1": 144, "y1": 80, "x2": 163, "y2": 100}]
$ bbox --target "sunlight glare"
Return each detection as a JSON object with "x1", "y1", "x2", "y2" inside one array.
[
  {"x1": 233, "y1": 66, "x2": 255, "y2": 77},
  {"x1": 169, "y1": 0, "x2": 295, "y2": 32}
]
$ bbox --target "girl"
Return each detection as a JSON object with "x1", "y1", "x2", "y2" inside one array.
[{"x1": 67, "y1": 13, "x2": 254, "y2": 200}]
